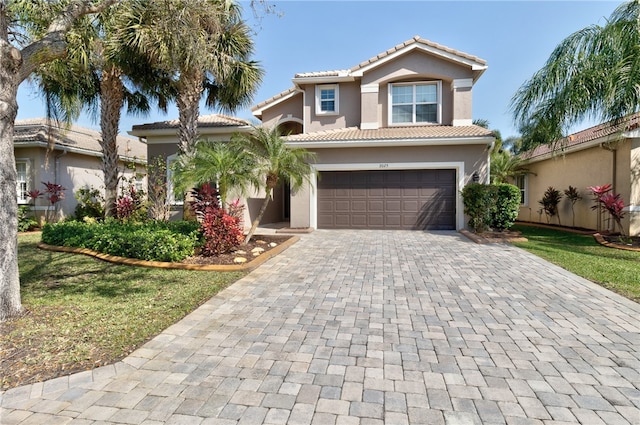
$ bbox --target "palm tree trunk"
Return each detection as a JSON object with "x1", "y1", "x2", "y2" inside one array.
[
  {"x1": 100, "y1": 64, "x2": 124, "y2": 217},
  {"x1": 244, "y1": 191, "x2": 271, "y2": 245},
  {"x1": 176, "y1": 68, "x2": 204, "y2": 155}
]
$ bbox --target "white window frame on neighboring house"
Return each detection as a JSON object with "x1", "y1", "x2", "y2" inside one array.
[
  {"x1": 15, "y1": 159, "x2": 30, "y2": 204},
  {"x1": 315, "y1": 84, "x2": 339, "y2": 115},
  {"x1": 389, "y1": 81, "x2": 441, "y2": 125},
  {"x1": 166, "y1": 153, "x2": 183, "y2": 205},
  {"x1": 515, "y1": 175, "x2": 528, "y2": 206}
]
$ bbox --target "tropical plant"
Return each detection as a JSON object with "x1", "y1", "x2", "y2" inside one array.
[
  {"x1": 171, "y1": 139, "x2": 259, "y2": 208},
  {"x1": 113, "y1": 0, "x2": 263, "y2": 155},
  {"x1": 29, "y1": 3, "x2": 164, "y2": 217},
  {"x1": 490, "y1": 151, "x2": 529, "y2": 184},
  {"x1": 538, "y1": 186, "x2": 562, "y2": 224},
  {"x1": 74, "y1": 186, "x2": 105, "y2": 220},
  {"x1": 511, "y1": 1, "x2": 640, "y2": 150},
  {"x1": 189, "y1": 183, "x2": 243, "y2": 255},
  {"x1": 233, "y1": 126, "x2": 317, "y2": 244},
  {"x1": 600, "y1": 192, "x2": 627, "y2": 236},
  {"x1": 563, "y1": 186, "x2": 582, "y2": 227},
  {"x1": 588, "y1": 184, "x2": 612, "y2": 232},
  {"x1": 17, "y1": 206, "x2": 38, "y2": 232}
]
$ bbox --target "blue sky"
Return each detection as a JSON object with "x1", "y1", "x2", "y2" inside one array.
[{"x1": 16, "y1": 1, "x2": 622, "y2": 139}]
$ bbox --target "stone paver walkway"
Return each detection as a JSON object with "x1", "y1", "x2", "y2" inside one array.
[{"x1": 1, "y1": 230, "x2": 639, "y2": 425}]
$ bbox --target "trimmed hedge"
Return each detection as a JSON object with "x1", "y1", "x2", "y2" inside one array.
[
  {"x1": 462, "y1": 183, "x2": 520, "y2": 232},
  {"x1": 41, "y1": 220, "x2": 201, "y2": 262}
]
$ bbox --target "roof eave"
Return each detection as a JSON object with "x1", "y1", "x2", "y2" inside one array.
[
  {"x1": 252, "y1": 88, "x2": 301, "y2": 118},
  {"x1": 286, "y1": 135, "x2": 494, "y2": 149},
  {"x1": 522, "y1": 132, "x2": 627, "y2": 164},
  {"x1": 129, "y1": 125, "x2": 253, "y2": 138},
  {"x1": 292, "y1": 75, "x2": 356, "y2": 85},
  {"x1": 14, "y1": 140, "x2": 146, "y2": 164}
]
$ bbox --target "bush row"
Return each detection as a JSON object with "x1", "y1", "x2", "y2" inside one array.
[
  {"x1": 462, "y1": 183, "x2": 521, "y2": 232},
  {"x1": 41, "y1": 220, "x2": 201, "y2": 262}
]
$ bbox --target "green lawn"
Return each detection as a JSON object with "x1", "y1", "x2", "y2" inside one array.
[
  {"x1": 511, "y1": 225, "x2": 640, "y2": 302},
  {"x1": 1, "y1": 233, "x2": 244, "y2": 390}
]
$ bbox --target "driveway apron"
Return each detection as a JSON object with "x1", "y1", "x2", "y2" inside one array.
[{"x1": 1, "y1": 230, "x2": 639, "y2": 425}]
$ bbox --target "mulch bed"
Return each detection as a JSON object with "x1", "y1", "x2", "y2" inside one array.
[
  {"x1": 182, "y1": 235, "x2": 293, "y2": 265},
  {"x1": 597, "y1": 233, "x2": 640, "y2": 251}
]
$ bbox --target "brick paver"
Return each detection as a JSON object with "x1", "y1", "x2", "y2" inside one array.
[{"x1": 1, "y1": 230, "x2": 639, "y2": 424}]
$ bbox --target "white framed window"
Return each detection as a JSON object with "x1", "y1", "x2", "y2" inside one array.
[
  {"x1": 515, "y1": 175, "x2": 527, "y2": 206},
  {"x1": 166, "y1": 154, "x2": 184, "y2": 205},
  {"x1": 389, "y1": 82, "x2": 441, "y2": 125},
  {"x1": 315, "y1": 84, "x2": 339, "y2": 115},
  {"x1": 16, "y1": 160, "x2": 30, "y2": 204}
]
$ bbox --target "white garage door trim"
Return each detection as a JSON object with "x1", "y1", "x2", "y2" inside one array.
[{"x1": 310, "y1": 161, "x2": 465, "y2": 230}]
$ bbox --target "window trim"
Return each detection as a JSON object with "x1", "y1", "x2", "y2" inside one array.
[
  {"x1": 315, "y1": 84, "x2": 339, "y2": 116},
  {"x1": 388, "y1": 81, "x2": 441, "y2": 126},
  {"x1": 515, "y1": 175, "x2": 528, "y2": 206},
  {"x1": 166, "y1": 154, "x2": 183, "y2": 205},
  {"x1": 15, "y1": 159, "x2": 31, "y2": 204}
]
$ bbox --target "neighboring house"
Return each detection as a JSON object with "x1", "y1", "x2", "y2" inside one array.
[
  {"x1": 516, "y1": 114, "x2": 640, "y2": 236},
  {"x1": 253, "y1": 36, "x2": 494, "y2": 230},
  {"x1": 14, "y1": 118, "x2": 147, "y2": 221},
  {"x1": 129, "y1": 115, "x2": 279, "y2": 223}
]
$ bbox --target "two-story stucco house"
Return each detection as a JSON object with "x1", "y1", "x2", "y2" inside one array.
[{"x1": 254, "y1": 36, "x2": 494, "y2": 230}]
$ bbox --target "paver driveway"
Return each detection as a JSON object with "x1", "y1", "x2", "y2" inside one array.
[{"x1": 1, "y1": 230, "x2": 639, "y2": 425}]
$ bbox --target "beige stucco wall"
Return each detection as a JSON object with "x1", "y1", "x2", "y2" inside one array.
[
  {"x1": 16, "y1": 146, "x2": 145, "y2": 221},
  {"x1": 260, "y1": 92, "x2": 304, "y2": 131},
  {"x1": 518, "y1": 140, "x2": 637, "y2": 235},
  {"x1": 302, "y1": 81, "x2": 361, "y2": 133},
  {"x1": 289, "y1": 143, "x2": 490, "y2": 229}
]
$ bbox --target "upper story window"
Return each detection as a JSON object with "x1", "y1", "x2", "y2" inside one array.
[
  {"x1": 389, "y1": 82, "x2": 440, "y2": 125},
  {"x1": 316, "y1": 84, "x2": 339, "y2": 115},
  {"x1": 16, "y1": 160, "x2": 30, "y2": 204}
]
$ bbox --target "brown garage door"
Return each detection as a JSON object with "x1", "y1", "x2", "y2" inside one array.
[{"x1": 318, "y1": 169, "x2": 456, "y2": 230}]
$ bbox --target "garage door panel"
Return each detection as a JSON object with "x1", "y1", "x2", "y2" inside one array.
[{"x1": 318, "y1": 170, "x2": 455, "y2": 230}]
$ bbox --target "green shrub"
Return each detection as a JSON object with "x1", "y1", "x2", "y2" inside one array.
[
  {"x1": 462, "y1": 183, "x2": 521, "y2": 232},
  {"x1": 462, "y1": 183, "x2": 497, "y2": 232},
  {"x1": 42, "y1": 220, "x2": 198, "y2": 262},
  {"x1": 492, "y1": 183, "x2": 521, "y2": 231},
  {"x1": 74, "y1": 187, "x2": 104, "y2": 220},
  {"x1": 17, "y1": 206, "x2": 38, "y2": 232}
]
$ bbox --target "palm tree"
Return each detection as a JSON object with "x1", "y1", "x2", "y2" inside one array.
[
  {"x1": 511, "y1": 1, "x2": 640, "y2": 149},
  {"x1": 113, "y1": 0, "x2": 263, "y2": 155},
  {"x1": 233, "y1": 126, "x2": 317, "y2": 244},
  {"x1": 171, "y1": 139, "x2": 259, "y2": 207},
  {"x1": 34, "y1": 4, "x2": 165, "y2": 216},
  {"x1": 490, "y1": 151, "x2": 529, "y2": 184}
]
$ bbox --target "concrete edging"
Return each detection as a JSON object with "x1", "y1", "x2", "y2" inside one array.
[
  {"x1": 37, "y1": 236, "x2": 300, "y2": 272},
  {"x1": 593, "y1": 233, "x2": 640, "y2": 252}
]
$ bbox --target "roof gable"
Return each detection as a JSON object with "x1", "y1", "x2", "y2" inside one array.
[{"x1": 254, "y1": 36, "x2": 487, "y2": 116}]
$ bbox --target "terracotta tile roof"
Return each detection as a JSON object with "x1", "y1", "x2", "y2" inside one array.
[
  {"x1": 14, "y1": 118, "x2": 146, "y2": 160},
  {"x1": 131, "y1": 114, "x2": 251, "y2": 131},
  {"x1": 294, "y1": 70, "x2": 351, "y2": 78},
  {"x1": 524, "y1": 113, "x2": 640, "y2": 160},
  {"x1": 285, "y1": 125, "x2": 493, "y2": 142},
  {"x1": 350, "y1": 35, "x2": 486, "y2": 72}
]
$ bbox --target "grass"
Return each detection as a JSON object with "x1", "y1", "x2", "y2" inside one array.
[
  {"x1": 511, "y1": 225, "x2": 640, "y2": 302},
  {"x1": 0, "y1": 233, "x2": 245, "y2": 390}
]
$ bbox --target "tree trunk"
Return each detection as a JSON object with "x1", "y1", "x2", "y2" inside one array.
[
  {"x1": 100, "y1": 64, "x2": 124, "y2": 217},
  {"x1": 243, "y1": 191, "x2": 271, "y2": 245},
  {"x1": 244, "y1": 175, "x2": 278, "y2": 244},
  {"x1": 0, "y1": 0, "x2": 119, "y2": 321},
  {"x1": 0, "y1": 31, "x2": 23, "y2": 320},
  {"x1": 176, "y1": 68, "x2": 204, "y2": 155}
]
